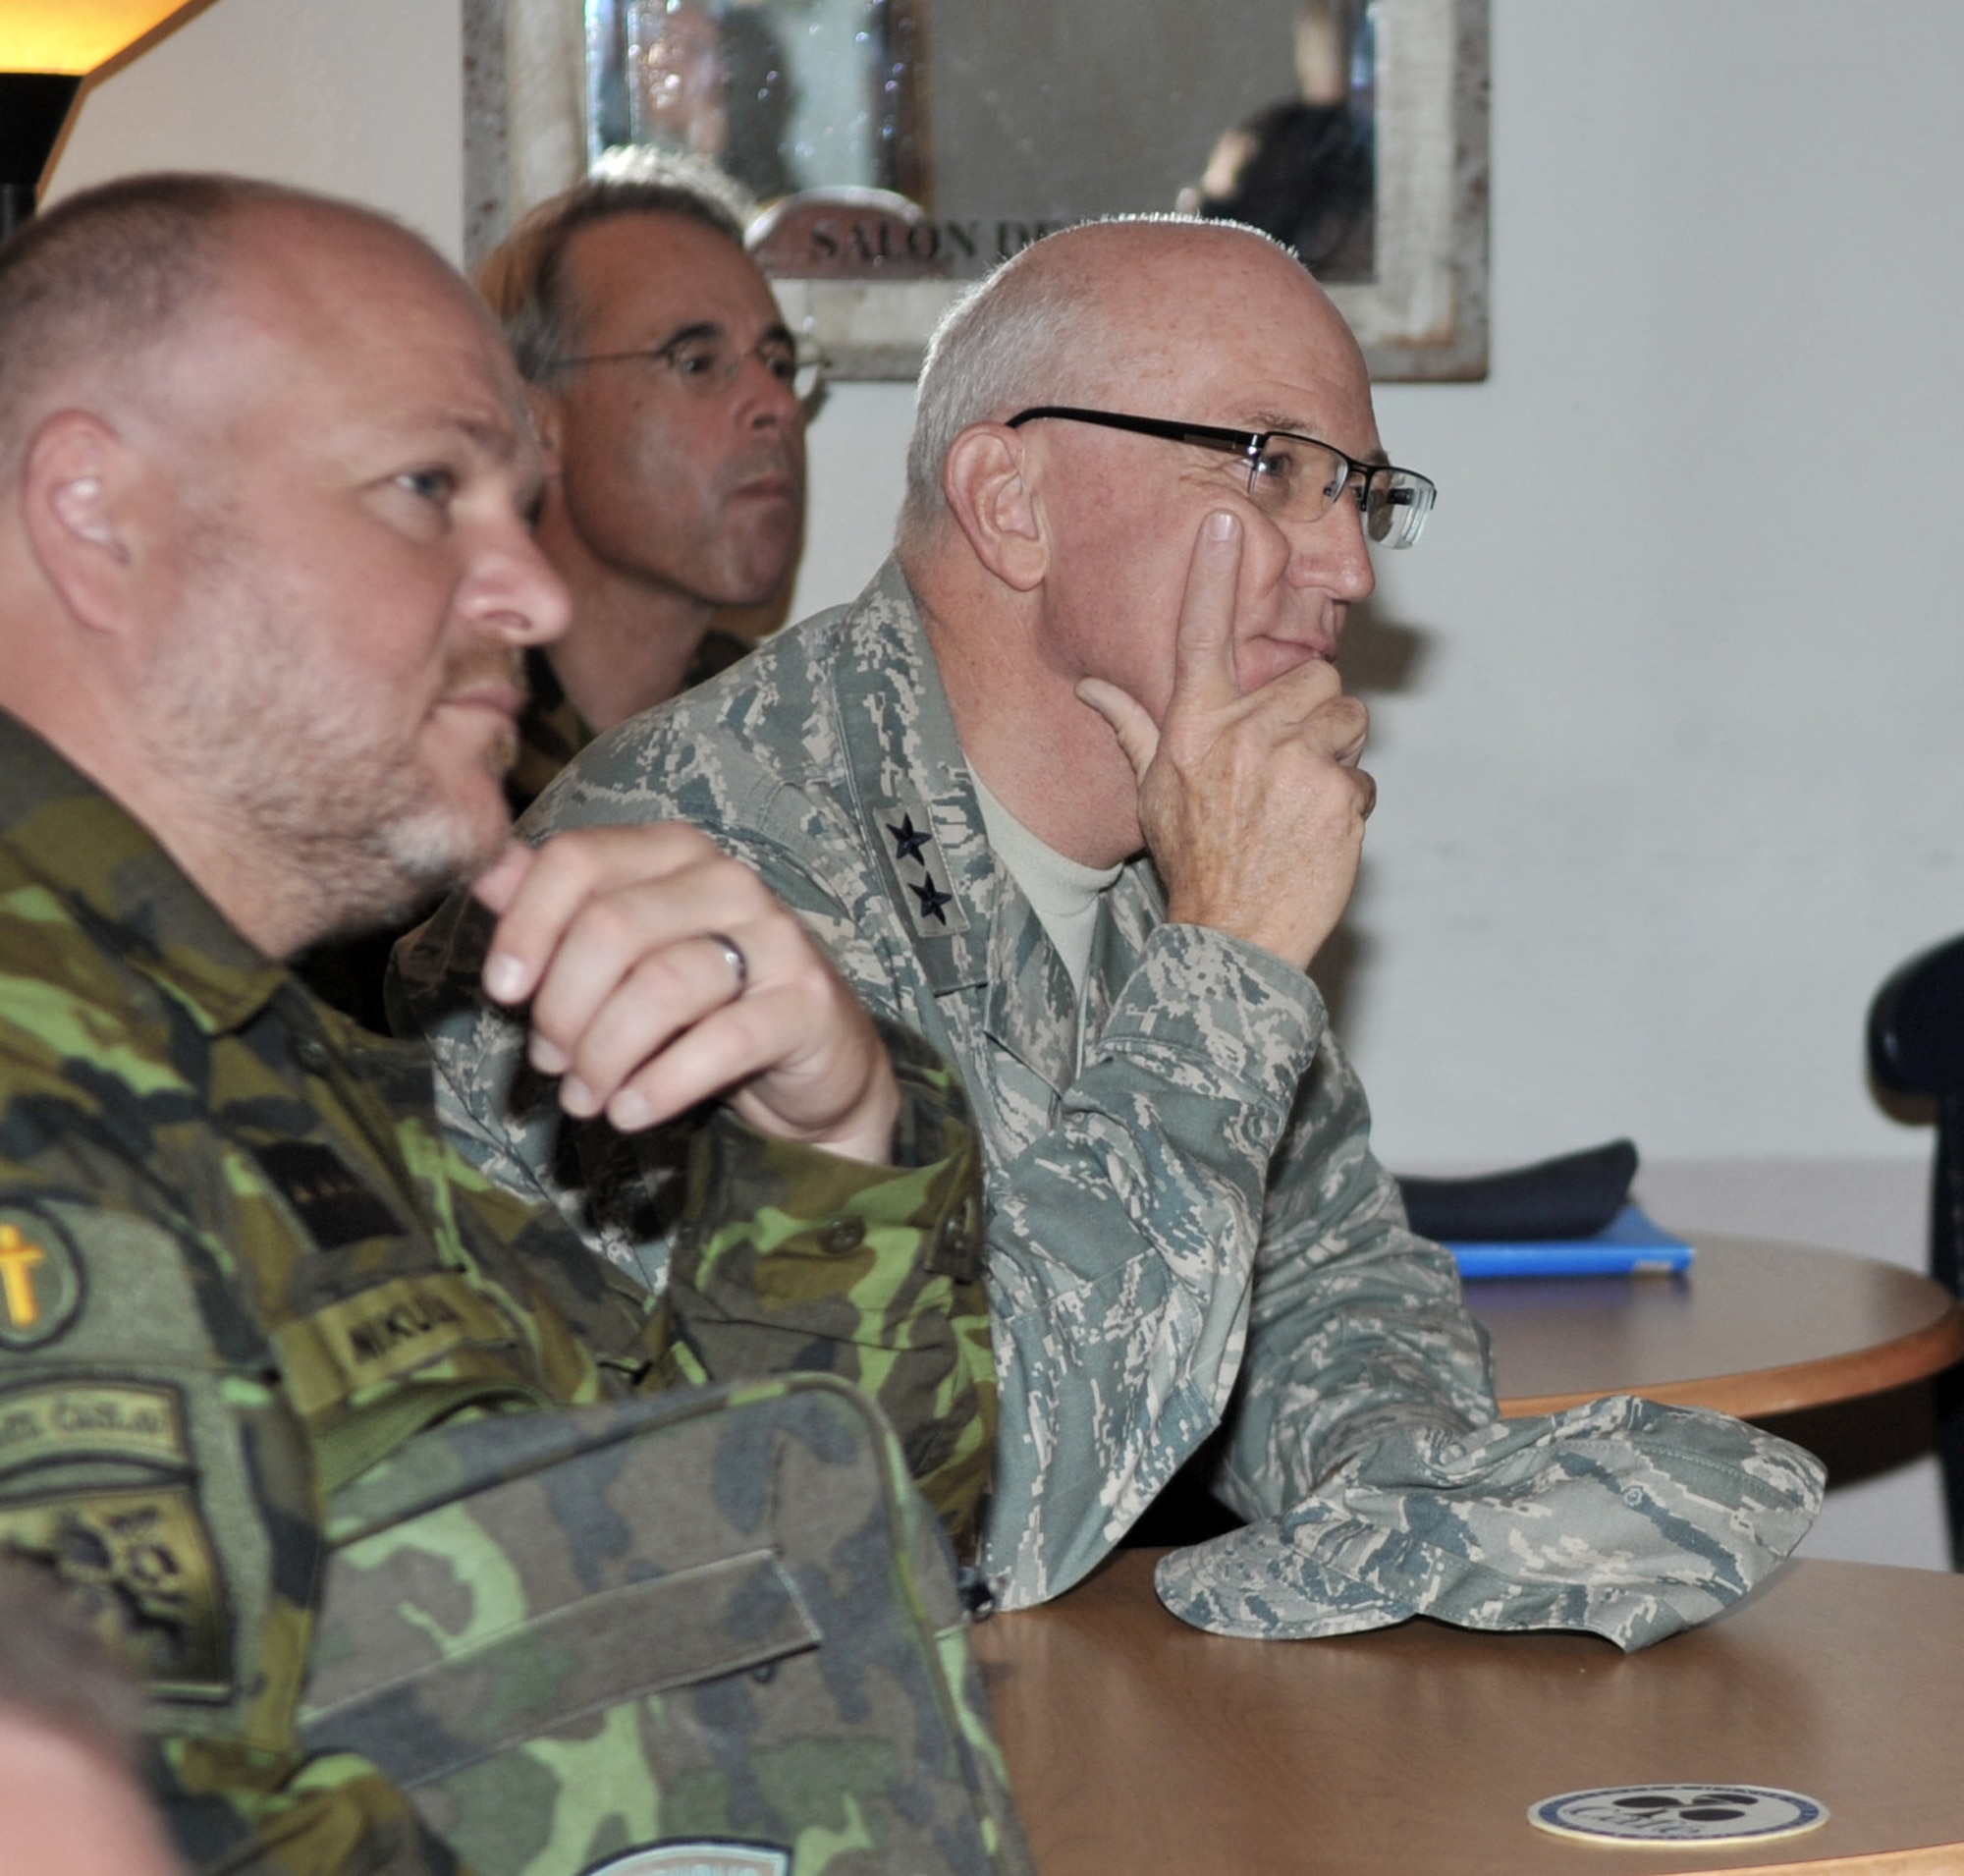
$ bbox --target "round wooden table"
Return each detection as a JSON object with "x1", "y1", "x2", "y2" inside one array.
[
  {"x1": 1471, "y1": 1235, "x2": 1964, "y2": 1418},
  {"x1": 976, "y1": 1549, "x2": 1964, "y2": 1875}
]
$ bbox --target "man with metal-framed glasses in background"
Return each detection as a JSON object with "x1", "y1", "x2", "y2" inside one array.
[
  {"x1": 477, "y1": 157, "x2": 821, "y2": 817},
  {"x1": 399, "y1": 215, "x2": 1826, "y2": 1643}
]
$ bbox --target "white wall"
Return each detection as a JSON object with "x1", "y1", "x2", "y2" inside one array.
[
  {"x1": 47, "y1": 0, "x2": 464, "y2": 260},
  {"x1": 45, "y1": 0, "x2": 1964, "y2": 1565},
  {"x1": 1355, "y1": 3, "x2": 1964, "y2": 1174}
]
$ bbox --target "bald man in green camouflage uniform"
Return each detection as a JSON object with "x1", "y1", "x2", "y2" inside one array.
[
  {"x1": 0, "y1": 175, "x2": 1009, "y2": 1874},
  {"x1": 400, "y1": 219, "x2": 1826, "y2": 1639}
]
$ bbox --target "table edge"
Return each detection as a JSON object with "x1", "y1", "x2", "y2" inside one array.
[{"x1": 1497, "y1": 1304, "x2": 1964, "y2": 1419}]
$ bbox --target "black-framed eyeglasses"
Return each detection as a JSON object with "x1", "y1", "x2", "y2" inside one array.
[
  {"x1": 548, "y1": 331, "x2": 827, "y2": 403},
  {"x1": 1006, "y1": 406, "x2": 1437, "y2": 549}
]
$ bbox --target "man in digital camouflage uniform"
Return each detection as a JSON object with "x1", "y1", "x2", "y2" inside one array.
[
  {"x1": 0, "y1": 173, "x2": 1002, "y2": 1872},
  {"x1": 399, "y1": 218, "x2": 1827, "y2": 1637}
]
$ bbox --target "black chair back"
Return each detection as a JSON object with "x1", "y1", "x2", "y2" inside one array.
[{"x1": 1869, "y1": 931, "x2": 1964, "y2": 1566}]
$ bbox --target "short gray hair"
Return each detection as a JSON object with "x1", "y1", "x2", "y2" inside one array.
[
  {"x1": 0, "y1": 172, "x2": 321, "y2": 492},
  {"x1": 478, "y1": 159, "x2": 752, "y2": 387},
  {"x1": 896, "y1": 251, "x2": 1103, "y2": 559},
  {"x1": 896, "y1": 214, "x2": 1297, "y2": 560}
]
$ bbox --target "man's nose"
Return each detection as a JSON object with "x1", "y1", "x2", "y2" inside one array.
[
  {"x1": 735, "y1": 352, "x2": 804, "y2": 430},
  {"x1": 1290, "y1": 492, "x2": 1376, "y2": 601},
  {"x1": 471, "y1": 522, "x2": 573, "y2": 645}
]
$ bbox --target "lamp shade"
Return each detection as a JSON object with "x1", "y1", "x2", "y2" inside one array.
[
  {"x1": 0, "y1": 3, "x2": 193, "y2": 75},
  {"x1": 0, "y1": 2, "x2": 198, "y2": 238}
]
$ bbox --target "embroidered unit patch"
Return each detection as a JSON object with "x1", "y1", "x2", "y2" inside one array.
[
  {"x1": 0, "y1": 1206, "x2": 84, "y2": 1350},
  {"x1": 0, "y1": 1380, "x2": 190, "y2": 1476},
  {"x1": 0, "y1": 1481, "x2": 231, "y2": 1698}
]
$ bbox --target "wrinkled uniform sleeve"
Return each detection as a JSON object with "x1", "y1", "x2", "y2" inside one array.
[
  {"x1": 0, "y1": 1051, "x2": 470, "y2": 1874},
  {"x1": 998, "y1": 919, "x2": 1823, "y2": 1627},
  {"x1": 391, "y1": 904, "x2": 997, "y2": 1557},
  {"x1": 1033, "y1": 921, "x2": 1500, "y2": 1570},
  {"x1": 952, "y1": 908, "x2": 1494, "y2": 1602}
]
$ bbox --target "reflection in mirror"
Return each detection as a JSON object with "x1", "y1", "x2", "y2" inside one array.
[
  {"x1": 584, "y1": 0, "x2": 1379, "y2": 284},
  {"x1": 540, "y1": 0, "x2": 1486, "y2": 380},
  {"x1": 1179, "y1": 0, "x2": 1376, "y2": 281},
  {"x1": 586, "y1": 0, "x2": 917, "y2": 206}
]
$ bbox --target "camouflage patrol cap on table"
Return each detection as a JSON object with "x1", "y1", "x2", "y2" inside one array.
[{"x1": 1153, "y1": 1393, "x2": 1827, "y2": 1650}]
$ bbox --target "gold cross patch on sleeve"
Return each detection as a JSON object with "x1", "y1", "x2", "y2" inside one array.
[{"x1": 0, "y1": 1209, "x2": 84, "y2": 1350}]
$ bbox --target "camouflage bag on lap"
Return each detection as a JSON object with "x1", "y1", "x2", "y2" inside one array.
[{"x1": 300, "y1": 1375, "x2": 1032, "y2": 1876}]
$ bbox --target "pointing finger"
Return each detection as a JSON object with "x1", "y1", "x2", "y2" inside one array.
[{"x1": 1167, "y1": 509, "x2": 1246, "y2": 719}]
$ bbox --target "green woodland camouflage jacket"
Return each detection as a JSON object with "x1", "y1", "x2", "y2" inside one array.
[
  {"x1": 0, "y1": 709, "x2": 996, "y2": 1872},
  {"x1": 398, "y1": 562, "x2": 1826, "y2": 1645}
]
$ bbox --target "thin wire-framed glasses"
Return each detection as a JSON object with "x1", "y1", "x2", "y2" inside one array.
[
  {"x1": 1006, "y1": 406, "x2": 1437, "y2": 549},
  {"x1": 549, "y1": 330, "x2": 827, "y2": 404}
]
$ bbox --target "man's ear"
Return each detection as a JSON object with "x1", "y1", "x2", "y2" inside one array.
[
  {"x1": 525, "y1": 381, "x2": 565, "y2": 474},
  {"x1": 18, "y1": 412, "x2": 146, "y2": 635},
  {"x1": 942, "y1": 424, "x2": 1048, "y2": 592}
]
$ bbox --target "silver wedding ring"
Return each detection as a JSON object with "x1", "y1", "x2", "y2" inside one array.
[{"x1": 703, "y1": 930, "x2": 748, "y2": 996}]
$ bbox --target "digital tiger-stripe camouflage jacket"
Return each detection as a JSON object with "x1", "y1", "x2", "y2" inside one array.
[{"x1": 0, "y1": 708, "x2": 995, "y2": 1872}]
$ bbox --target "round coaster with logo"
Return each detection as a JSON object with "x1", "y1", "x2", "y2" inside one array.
[{"x1": 1529, "y1": 1784, "x2": 1828, "y2": 1847}]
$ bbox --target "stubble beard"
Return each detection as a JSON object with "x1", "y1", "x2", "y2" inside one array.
[
  {"x1": 143, "y1": 542, "x2": 518, "y2": 951},
  {"x1": 319, "y1": 706, "x2": 516, "y2": 939}
]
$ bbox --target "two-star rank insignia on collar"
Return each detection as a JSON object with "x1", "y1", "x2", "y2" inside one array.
[
  {"x1": 909, "y1": 876, "x2": 955, "y2": 924},
  {"x1": 873, "y1": 789, "x2": 969, "y2": 937},
  {"x1": 885, "y1": 813, "x2": 932, "y2": 864},
  {"x1": 0, "y1": 1205, "x2": 85, "y2": 1351}
]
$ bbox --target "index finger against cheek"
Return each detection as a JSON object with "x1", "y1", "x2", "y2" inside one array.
[
  {"x1": 1168, "y1": 509, "x2": 1247, "y2": 716},
  {"x1": 481, "y1": 823, "x2": 717, "y2": 1005}
]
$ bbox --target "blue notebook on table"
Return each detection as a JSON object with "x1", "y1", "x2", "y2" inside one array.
[{"x1": 1447, "y1": 1204, "x2": 1695, "y2": 1280}]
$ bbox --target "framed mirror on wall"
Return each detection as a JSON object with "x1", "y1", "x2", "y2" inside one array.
[{"x1": 467, "y1": 0, "x2": 1488, "y2": 381}]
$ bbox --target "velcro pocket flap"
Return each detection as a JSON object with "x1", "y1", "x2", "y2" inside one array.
[{"x1": 300, "y1": 1547, "x2": 819, "y2": 1788}]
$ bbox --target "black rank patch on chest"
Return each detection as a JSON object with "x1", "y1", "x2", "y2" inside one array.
[{"x1": 248, "y1": 1141, "x2": 406, "y2": 1250}]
